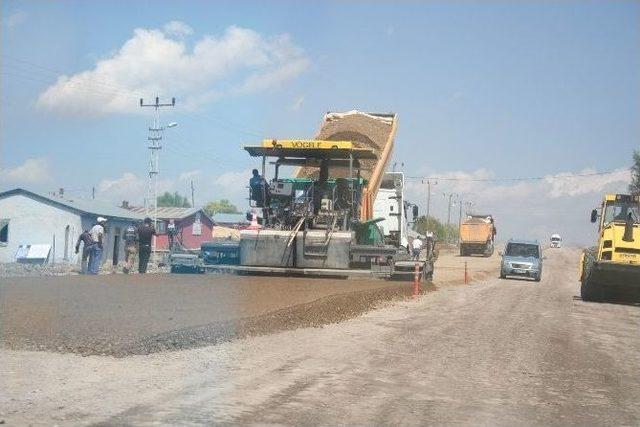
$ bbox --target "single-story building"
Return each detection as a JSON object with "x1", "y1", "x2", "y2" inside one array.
[
  {"x1": 211, "y1": 213, "x2": 250, "y2": 228},
  {"x1": 0, "y1": 188, "x2": 144, "y2": 265},
  {"x1": 125, "y1": 206, "x2": 214, "y2": 250}
]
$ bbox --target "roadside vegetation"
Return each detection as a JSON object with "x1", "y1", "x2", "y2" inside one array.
[
  {"x1": 157, "y1": 192, "x2": 191, "y2": 208},
  {"x1": 204, "y1": 199, "x2": 240, "y2": 216},
  {"x1": 413, "y1": 215, "x2": 459, "y2": 243},
  {"x1": 630, "y1": 150, "x2": 640, "y2": 196}
]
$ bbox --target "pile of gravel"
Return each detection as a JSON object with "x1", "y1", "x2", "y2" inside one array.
[
  {"x1": 0, "y1": 262, "x2": 78, "y2": 278},
  {"x1": 297, "y1": 110, "x2": 396, "y2": 180},
  {"x1": 0, "y1": 260, "x2": 169, "y2": 278}
]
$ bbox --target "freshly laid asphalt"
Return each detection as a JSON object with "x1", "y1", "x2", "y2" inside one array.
[{"x1": 0, "y1": 273, "x2": 412, "y2": 356}]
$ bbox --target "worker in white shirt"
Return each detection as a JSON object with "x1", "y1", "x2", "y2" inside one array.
[
  {"x1": 412, "y1": 236, "x2": 423, "y2": 260},
  {"x1": 88, "y1": 217, "x2": 107, "y2": 274}
]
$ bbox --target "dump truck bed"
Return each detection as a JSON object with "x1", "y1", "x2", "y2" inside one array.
[
  {"x1": 295, "y1": 110, "x2": 397, "y2": 220},
  {"x1": 460, "y1": 221, "x2": 493, "y2": 243}
]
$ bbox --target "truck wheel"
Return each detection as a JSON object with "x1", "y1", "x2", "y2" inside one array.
[
  {"x1": 499, "y1": 272, "x2": 506, "y2": 279},
  {"x1": 534, "y1": 274, "x2": 541, "y2": 282},
  {"x1": 580, "y1": 276, "x2": 601, "y2": 301},
  {"x1": 421, "y1": 265, "x2": 433, "y2": 282}
]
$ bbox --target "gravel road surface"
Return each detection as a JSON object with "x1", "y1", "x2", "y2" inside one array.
[{"x1": 1, "y1": 248, "x2": 638, "y2": 426}]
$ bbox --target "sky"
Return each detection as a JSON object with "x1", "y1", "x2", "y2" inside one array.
[{"x1": 1, "y1": 0, "x2": 639, "y2": 245}]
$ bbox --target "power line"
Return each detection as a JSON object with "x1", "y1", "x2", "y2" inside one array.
[
  {"x1": 2, "y1": 54, "x2": 264, "y2": 138},
  {"x1": 407, "y1": 169, "x2": 626, "y2": 182}
]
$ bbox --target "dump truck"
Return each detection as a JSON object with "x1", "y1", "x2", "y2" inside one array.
[
  {"x1": 580, "y1": 193, "x2": 640, "y2": 302},
  {"x1": 459, "y1": 215, "x2": 496, "y2": 257}
]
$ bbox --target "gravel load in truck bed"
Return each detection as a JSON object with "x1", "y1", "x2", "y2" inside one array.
[{"x1": 297, "y1": 110, "x2": 396, "y2": 180}]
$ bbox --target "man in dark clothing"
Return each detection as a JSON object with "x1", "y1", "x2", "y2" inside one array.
[
  {"x1": 249, "y1": 169, "x2": 269, "y2": 205},
  {"x1": 137, "y1": 217, "x2": 156, "y2": 274},
  {"x1": 75, "y1": 230, "x2": 93, "y2": 274}
]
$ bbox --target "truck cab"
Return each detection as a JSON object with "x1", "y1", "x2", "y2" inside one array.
[{"x1": 373, "y1": 172, "x2": 435, "y2": 281}]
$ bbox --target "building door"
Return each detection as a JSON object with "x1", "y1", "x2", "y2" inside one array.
[
  {"x1": 112, "y1": 233, "x2": 120, "y2": 265},
  {"x1": 64, "y1": 225, "x2": 70, "y2": 261}
]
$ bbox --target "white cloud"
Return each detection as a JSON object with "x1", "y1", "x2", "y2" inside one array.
[
  {"x1": 5, "y1": 10, "x2": 27, "y2": 29},
  {"x1": 178, "y1": 170, "x2": 201, "y2": 181},
  {"x1": 97, "y1": 172, "x2": 148, "y2": 204},
  {"x1": 213, "y1": 168, "x2": 252, "y2": 189},
  {"x1": 291, "y1": 95, "x2": 305, "y2": 111},
  {"x1": 0, "y1": 158, "x2": 51, "y2": 184},
  {"x1": 163, "y1": 21, "x2": 193, "y2": 38},
  {"x1": 37, "y1": 23, "x2": 310, "y2": 115},
  {"x1": 545, "y1": 168, "x2": 631, "y2": 198},
  {"x1": 403, "y1": 167, "x2": 631, "y2": 246},
  {"x1": 97, "y1": 172, "x2": 172, "y2": 205}
]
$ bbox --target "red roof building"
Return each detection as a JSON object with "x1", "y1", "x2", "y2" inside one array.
[{"x1": 125, "y1": 206, "x2": 214, "y2": 250}]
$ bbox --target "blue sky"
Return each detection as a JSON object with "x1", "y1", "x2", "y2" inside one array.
[{"x1": 1, "y1": 0, "x2": 639, "y2": 244}]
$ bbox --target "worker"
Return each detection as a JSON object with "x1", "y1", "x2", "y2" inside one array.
[
  {"x1": 167, "y1": 220, "x2": 177, "y2": 252},
  {"x1": 88, "y1": 217, "x2": 107, "y2": 274},
  {"x1": 249, "y1": 169, "x2": 269, "y2": 206},
  {"x1": 249, "y1": 169, "x2": 263, "y2": 188},
  {"x1": 401, "y1": 235, "x2": 410, "y2": 254},
  {"x1": 74, "y1": 229, "x2": 93, "y2": 274},
  {"x1": 122, "y1": 222, "x2": 138, "y2": 274},
  {"x1": 136, "y1": 217, "x2": 156, "y2": 274},
  {"x1": 412, "y1": 235, "x2": 423, "y2": 260}
]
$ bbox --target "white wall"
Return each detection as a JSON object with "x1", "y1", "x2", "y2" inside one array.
[
  {"x1": 0, "y1": 194, "x2": 83, "y2": 264},
  {"x1": 81, "y1": 216, "x2": 134, "y2": 267}
]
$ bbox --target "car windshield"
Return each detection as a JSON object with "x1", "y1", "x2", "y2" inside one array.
[
  {"x1": 603, "y1": 201, "x2": 640, "y2": 225},
  {"x1": 505, "y1": 243, "x2": 539, "y2": 258}
]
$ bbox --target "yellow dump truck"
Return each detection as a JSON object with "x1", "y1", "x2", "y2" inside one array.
[
  {"x1": 580, "y1": 194, "x2": 640, "y2": 302},
  {"x1": 459, "y1": 215, "x2": 496, "y2": 257}
]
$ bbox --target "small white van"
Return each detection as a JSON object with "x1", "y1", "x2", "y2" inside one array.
[{"x1": 550, "y1": 234, "x2": 562, "y2": 248}]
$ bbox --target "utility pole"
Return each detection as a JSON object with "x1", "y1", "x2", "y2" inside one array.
[
  {"x1": 458, "y1": 198, "x2": 463, "y2": 246},
  {"x1": 140, "y1": 96, "x2": 175, "y2": 253},
  {"x1": 443, "y1": 192, "x2": 457, "y2": 226},
  {"x1": 423, "y1": 179, "x2": 436, "y2": 235},
  {"x1": 426, "y1": 180, "x2": 431, "y2": 233},
  {"x1": 190, "y1": 180, "x2": 195, "y2": 207}
]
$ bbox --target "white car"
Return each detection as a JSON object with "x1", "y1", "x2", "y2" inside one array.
[{"x1": 550, "y1": 234, "x2": 562, "y2": 248}]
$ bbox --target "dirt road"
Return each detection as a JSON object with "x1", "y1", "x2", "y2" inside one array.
[{"x1": 1, "y1": 248, "x2": 639, "y2": 425}]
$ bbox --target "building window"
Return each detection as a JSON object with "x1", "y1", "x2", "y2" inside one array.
[
  {"x1": 0, "y1": 219, "x2": 8, "y2": 245},
  {"x1": 156, "y1": 221, "x2": 167, "y2": 234},
  {"x1": 193, "y1": 212, "x2": 202, "y2": 236}
]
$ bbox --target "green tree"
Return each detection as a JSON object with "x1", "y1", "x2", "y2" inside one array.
[
  {"x1": 157, "y1": 191, "x2": 191, "y2": 208},
  {"x1": 413, "y1": 215, "x2": 459, "y2": 243},
  {"x1": 630, "y1": 150, "x2": 640, "y2": 196},
  {"x1": 204, "y1": 199, "x2": 240, "y2": 216}
]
